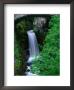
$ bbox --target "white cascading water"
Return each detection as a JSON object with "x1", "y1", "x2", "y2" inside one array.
[{"x1": 26, "y1": 30, "x2": 39, "y2": 76}]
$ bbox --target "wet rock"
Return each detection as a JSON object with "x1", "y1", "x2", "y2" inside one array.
[{"x1": 33, "y1": 17, "x2": 47, "y2": 33}]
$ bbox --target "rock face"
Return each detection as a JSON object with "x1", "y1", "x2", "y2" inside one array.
[
  {"x1": 33, "y1": 17, "x2": 49, "y2": 51},
  {"x1": 33, "y1": 17, "x2": 47, "y2": 33},
  {"x1": 14, "y1": 14, "x2": 27, "y2": 20},
  {"x1": 33, "y1": 17, "x2": 46, "y2": 27}
]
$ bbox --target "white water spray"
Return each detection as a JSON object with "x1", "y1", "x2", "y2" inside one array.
[{"x1": 26, "y1": 30, "x2": 39, "y2": 76}]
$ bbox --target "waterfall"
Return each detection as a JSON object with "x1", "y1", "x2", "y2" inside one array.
[
  {"x1": 28, "y1": 30, "x2": 39, "y2": 56},
  {"x1": 26, "y1": 30, "x2": 39, "y2": 76}
]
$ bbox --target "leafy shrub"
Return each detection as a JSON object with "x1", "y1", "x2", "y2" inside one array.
[
  {"x1": 14, "y1": 35, "x2": 23, "y2": 75},
  {"x1": 31, "y1": 15, "x2": 60, "y2": 75},
  {"x1": 14, "y1": 16, "x2": 33, "y2": 75}
]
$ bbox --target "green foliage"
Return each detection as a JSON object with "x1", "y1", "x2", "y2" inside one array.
[
  {"x1": 14, "y1": 16, "x2": 34, "y2": 75},
  {"x1": 15, "y1": 15, "x2": 60, "y2": 76},
  {"x1": 14, "y1": 35, "x2": 23, "y2": 75},
  {"x1": 31, "y1": 15, "x2": 60, "y2": 75}
]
